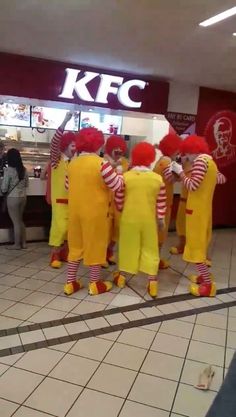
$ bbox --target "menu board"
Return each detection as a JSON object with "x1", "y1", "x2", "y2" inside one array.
[
  {"x1": 0, "y1": 103, "x2": 31, "y2": 127},
  {"x1": 31, "y1": 106, "x2": 80, "y2": 131},
  {"x1": 80, "y1": 112, "x2": 122, "y2": 134}
]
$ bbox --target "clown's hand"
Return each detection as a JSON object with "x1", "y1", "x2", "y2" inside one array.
[
  {"x1": 158, "y1": 218, "x2": 165, "y2": 231},
  {"x1": 116, "y1": 165, "x2": 123, "y2": 174},
  {"x1": 64, "y1": 111, "x2": 73, "y2": 123},
  {"x1": 171, "y1": 161, "x2": 183, "y2": 176}
]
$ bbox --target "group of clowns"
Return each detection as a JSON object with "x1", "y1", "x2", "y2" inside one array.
[{"x1": 48, "y1": 111, "x2": 226, "y2": 299}]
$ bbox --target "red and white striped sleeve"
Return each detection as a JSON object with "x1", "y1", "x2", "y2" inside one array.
[
  {"x1": 217, "y1": 171, "x2": 227, "y2": 185},
  {"x1": 115, "y1": 185, "x2": 125, "y2": 212},
  {"x1": 101, "y1": 160, "x2": 124, "y2": 192},
  {"x1": 156, "y1": 184, "x2": 167, "y2": 219},
  {"x1": 50, "y1": 128, "x2": 64, "y2": 169},
  {"x1": 182, "y1": 158, "x2": 207, "y2": 192},
  {"x1": 163, "y1": 165, "x2": 174, "y2": 183}
]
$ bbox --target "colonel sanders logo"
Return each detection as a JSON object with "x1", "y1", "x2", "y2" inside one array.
[{"x1": 205, "y1": 110, "x2": 236, "y2": 168}]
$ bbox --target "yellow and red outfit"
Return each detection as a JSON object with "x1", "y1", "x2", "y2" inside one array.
[
  {"x1": 114, "y1": 142, "x2": 167, "y2": 298},
  {"x1": 49, "y1": 128, "x2": 70, "y2": 267},
  {"x1": 64, "y1": 128, "x2": 123, "y2": 296},
  {"x1": 174, "y1": 151, "x2": 218, "y2": 297}
]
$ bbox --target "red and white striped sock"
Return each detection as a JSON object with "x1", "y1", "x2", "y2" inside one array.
[
  {"x1": 89, "y1": 265, "x2": 101, "y2": 283},
  {"x1": 67, "y1": 261, "x2": 80, "y2": 284},
  {"x1": 148, "y1": 275, "x2": 158, "y2": 281},
  {"x1": 196, "y1": 263, "x2": 211, "y2": 285}
]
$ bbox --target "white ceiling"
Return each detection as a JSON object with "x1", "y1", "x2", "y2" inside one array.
[{"x1": 0, "y1": 0, "x2": 236, "y2": 92}]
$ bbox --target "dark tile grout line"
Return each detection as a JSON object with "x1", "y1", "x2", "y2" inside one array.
[
  {"x1": 1, "y1": 285, "x2": 236, "y2": 339},
  {"x1": 1, "y1": 299, "x2": 236, "y2": 358}
]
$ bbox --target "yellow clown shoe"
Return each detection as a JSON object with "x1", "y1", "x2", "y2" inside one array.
[
  {"x1": 169, "y1": 246, "x2": 184, "y2": 255},
  {"x1": 189, "y1": 282, "x2": 217, "y2": 297},
  {"x1": 147, "y1": 280, "x2": 159, "y2": 299},
  {"x1": 159, "y1": 259, "x2": 170, "y2": 269},
  {"x1": 64, "y1": 280, "x2": 83, "y2": 296},
  {"x1": 113, "y1": 272, "x2": 126, "y2": 288},
  {"x1": 88, "y1": 280, "x2": 112, "y2": 296},
  {"x1": 50, "y1": 252, "x2": 62, "y2": 269}
]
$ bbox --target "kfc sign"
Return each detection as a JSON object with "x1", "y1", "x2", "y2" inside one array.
[
  {"x1": 59, "y1": 68, "x2": 147, "y2": 109},
  {"x1": 204, "y1": 110, "x2": 236, "y2": 168}
]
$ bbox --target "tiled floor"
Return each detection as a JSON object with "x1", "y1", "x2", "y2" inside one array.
[{"x1": 0, "y1": 229, "x2": 235, "y2": 417}]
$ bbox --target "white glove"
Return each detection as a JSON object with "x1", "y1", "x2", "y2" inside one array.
[
  {"x1": 171, "y1": 161, "x2": 183, "y2": 175},
  {"x1": 116, "y1": 165, "x2": 123, "y2": 174},
  {"x1": 158, "y1": 218, "x2": 165, "y2": 231}
]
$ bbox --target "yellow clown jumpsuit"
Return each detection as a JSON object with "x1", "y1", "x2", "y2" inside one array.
[
  {"x1": 109, "y1": 157, "x2": 129, "y2": 242},
  {"x1": 183, "y1": 156, "x2": 217, "y2": 264},
  {"x1": 176, "y1": 161, "x2": 192, "y2": 238},
  {"x1": 153, "y1": 157, "x2": 173, "y2": 244},
  {"x1": 119, "y1": 170, "x2": 163, "y2": 275},
  {"x1": 67, "y1": 154, "x2": 110, "y2": 266},
  {"x1": 49, "y1": 158, "x2": 69, "y2": 247}
]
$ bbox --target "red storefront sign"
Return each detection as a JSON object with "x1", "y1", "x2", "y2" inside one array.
[
  {"x1": 165, "y1": 112, "x2": 196, "y2": 135},
  {"x1": 0, "y1": 53, "x2": 169, "y2": 114}
]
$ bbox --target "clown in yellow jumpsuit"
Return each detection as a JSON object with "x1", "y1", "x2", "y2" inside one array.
[
  {"x1": 153, "y1": 133, "x2": 182, "y2": 269},
  {"x1": 114, "y1": 142, "x2": 167, "y2": 299},
  {"x1": 64, "y1": 128, "x2": 123, "y2": 296},
  {"x1": 104, "y1": 135, "x2": 129, "y2": 264},
  {"x1": 49, "y1": 112, "x2": 76, "y2": 268},
  {"x1": 172, "y1": 135, "x2": 218, "y2": 297}
]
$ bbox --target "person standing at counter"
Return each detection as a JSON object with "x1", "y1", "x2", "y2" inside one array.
[
  {"x1": 1, "y1": 148, "x2": 28, "y2": 249},
  {"x1": 0, "y1": 140, "x2": 7, "y2": 177},
  {"x1": 49, "y1": 112, "x2": 76, "y2": 268}
]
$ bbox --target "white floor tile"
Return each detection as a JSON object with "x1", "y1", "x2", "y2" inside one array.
[
  {"x1": 0, "y1": 333, "x2": 21, "y2": 350},
  {"x1": 119, "y1": 400, "x2": 169, "y2": 417},
  {"x1": 0, "y1": 287, "x2": 32, "y2": 302},
  {"x1": 45, "y1": 295, "x2": 80, "y2": 312},
  {"x1": 0, "y1": 398, "x2": 19, "y2": 417},
  {"x1": 128, "y1": 373, "x2": 177, "y2": 411},
  {"x1": 187, "y1": 340, "x2": 225, "y2": 367},
  {"x1": 2, "y1": 302, "x2": 40, "y2": 320},
  {"x1": 29, "y1": 308, "x2": 66, "y2": 323},
  {"x1": 88, "y1": 363, "x2": 137, "y2": 397},
  {"x1": 105, "y1": 342, "x2": 147, "y2": 371},
  {"x1": 141, "y1": 350, "x2": 184, "y2": 381},
  {"x1": 15, "y1": 348, "x2": 64, "y2": 375},
  {"x1": 160, "y1": 319, "x2": 193, "y2": 339},
  {"x1": 20, "y1": 329, "x2": 46, "y2": 345},
  {"x1": 25, "y1": 377, "x2": 81, "y2": 417},
  {"x1": 22, "y1": 292, "x2": 56, "y2": 307},
  {"x1": 0, "y1": 367, "x2": 43, "y2": 403},
  {"x1": 152, "y1": 333, "x2": 189, "y2": 358},
  {"x1": 43, "y1": 325, "x2": 68, "y2": 340},
  {"x1": 106, "y1": 313, "x2": 128, "y2": 325},
  {"x1": 70, "y1": 336, "x2": 113, "y2": 361},
  {"x1": 118, "y1": 328, "x2": 155, "y2": 349},
  {"x1": 72, "y1": 300, "x2": 105, "y2": 314},
  {"x1": 196, "y1": 312, "x2": 227, "y2": 329},
  {"x1": 192, "y1": 324, "x2": 226, "y2": 346},
  {"x1": 173, "y1": 383, "x2": 216, "y2": 417},
  {"x1": 12, "y1": 407, "x2": 53, "y2": 417},
  {"x1": 50, "y1": 353, "x2": 99, "y2": 386},
  {"x1": 67, "y1": 388, "x2": 124, "y2": 417}
]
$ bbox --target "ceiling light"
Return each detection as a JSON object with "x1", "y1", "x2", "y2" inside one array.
[
  {"x1": 233, "y1": 32, "x2": 236, "y2": 36},
  {"x1": 199, "y1": 6, "x2": 236, "y2": 27}
]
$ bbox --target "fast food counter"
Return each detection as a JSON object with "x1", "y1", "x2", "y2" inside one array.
[{"x1": 0, "y1": 178, "x2": 51, "y2": 244}]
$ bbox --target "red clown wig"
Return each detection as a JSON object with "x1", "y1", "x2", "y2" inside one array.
[
  {"x1": 60, "y1": 132, "x2": 76, "y2": 152},
  {"x1": 76, "y1": 127, "x2": 104, "y2": 153},
  {"x1": 181, "y1": 135, "x2": 210, "y2": 155},
  {"x1": 105, "y1": 135, "x2": 127, "y2": 156},
  {"x1": 132, "y1": 142, "x2": 156, "y2": 167},
  {"x1": 158, "y1": 134, "x2": 182, "y2": 157}
]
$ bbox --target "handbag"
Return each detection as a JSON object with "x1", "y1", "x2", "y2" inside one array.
[{"x1": 1, "y1": 180, "x2": 20, "y2": 213}]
